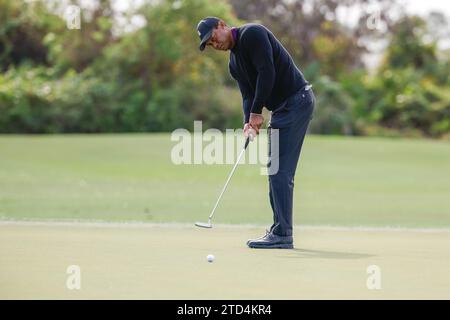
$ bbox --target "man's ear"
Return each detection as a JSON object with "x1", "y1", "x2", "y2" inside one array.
[{"x1": 218, "y1": 20, "x2": 226, "y2": 28}]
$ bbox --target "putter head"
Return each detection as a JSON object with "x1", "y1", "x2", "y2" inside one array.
[{"x1": 195, "y1": 220, "x2": 212, "y2": 228}]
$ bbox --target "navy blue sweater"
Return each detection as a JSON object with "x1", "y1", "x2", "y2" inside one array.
[{"x1": 229, "y1": 23, "x2": 308, "y2": 123}]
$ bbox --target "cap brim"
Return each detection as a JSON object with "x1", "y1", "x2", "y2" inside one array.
[{"x1": 199, "y1": 29, "x2": 213, "y2": 51}]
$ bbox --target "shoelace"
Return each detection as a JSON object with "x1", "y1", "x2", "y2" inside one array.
[
  {"x1": 255, "y1": 230, "x2": 270, "y2": 241},
  {"x1": 263, "y1": 229, "x2": 272, "y2": 239}
]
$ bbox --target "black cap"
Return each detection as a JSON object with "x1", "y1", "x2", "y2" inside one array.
[{"x1": 197, "y1": 17, "x2": 220, "y2": 51}]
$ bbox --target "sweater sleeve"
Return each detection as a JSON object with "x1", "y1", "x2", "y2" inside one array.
[
  {"x1": 243, "y1": 27, "x2": 275, "y2": 114},
  {"x1": 229, "y1": 63, "x2": 254, "y2": 124}
]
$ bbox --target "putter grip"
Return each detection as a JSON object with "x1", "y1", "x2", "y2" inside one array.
[{"x1": 244, "y1": 136, "x2": 251, "y2": 149}]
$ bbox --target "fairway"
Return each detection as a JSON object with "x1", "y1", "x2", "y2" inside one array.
[
  {"x1": 1, "y1": 221, "x2": 449, "y2": 300},
  {"x1": 1, "y1": 134, "x2": 450, "y2": 227}
]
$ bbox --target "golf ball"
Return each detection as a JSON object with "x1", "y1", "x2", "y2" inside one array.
[{"x1": 207, "y1": 254, "x2": 215, "y2": 263}]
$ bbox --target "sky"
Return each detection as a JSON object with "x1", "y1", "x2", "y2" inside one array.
[
  {"x1": 336, "y1": 0, "x2": 450, "y2": 29},
  {"x1": 111, "y1": 0, "x2": 450, "y2": 17},
  {"x1": 402, "y1": 0, "x2": 450, "y2": 17}
]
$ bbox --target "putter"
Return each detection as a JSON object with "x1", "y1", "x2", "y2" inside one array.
[{"x1": 195, "y1": 134, "x2": 253, "y2": 229}]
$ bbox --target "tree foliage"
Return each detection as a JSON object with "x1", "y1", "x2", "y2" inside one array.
[{"x1": 0, "y1": 0, "x2": 449, "y2": 138}]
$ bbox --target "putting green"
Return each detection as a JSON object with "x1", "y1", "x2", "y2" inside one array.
[{"x1": 1, "y1": 222, "x2": 449, "y2": 299}]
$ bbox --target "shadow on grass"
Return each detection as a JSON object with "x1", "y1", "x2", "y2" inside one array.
[{"x1": 281, "y1": 248, "x2": 374, "y2": 259}]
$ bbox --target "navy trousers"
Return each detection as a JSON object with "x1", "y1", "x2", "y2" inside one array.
[{"x1": 267, "y1": 87, "x2": 315, "y2": 236}]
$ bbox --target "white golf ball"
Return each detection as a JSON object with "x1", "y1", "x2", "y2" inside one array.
[{"x1": 207, "y1": 254, "x2": 215, "y2": 263}]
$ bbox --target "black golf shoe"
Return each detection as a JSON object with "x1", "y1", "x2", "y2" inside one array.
[
  {"x1": 247, "y1": 230, "x2": 293, "y2": 249},
  {"x1": 246, "y1": 229, "x2": 270, "y2": 246}
]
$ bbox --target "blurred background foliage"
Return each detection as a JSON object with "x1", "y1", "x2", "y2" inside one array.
[{"x1": 0, "y1": 0, "x2": 449, "y2": 137}]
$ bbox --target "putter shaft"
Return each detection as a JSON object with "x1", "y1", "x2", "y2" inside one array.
[{"x1": 208, "y1": 137, "x2": 250, "y2": 221}]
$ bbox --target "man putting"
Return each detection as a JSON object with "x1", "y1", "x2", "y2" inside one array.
[{"x1": 197, "y1": 17, "x2": 315, "y2": 249}]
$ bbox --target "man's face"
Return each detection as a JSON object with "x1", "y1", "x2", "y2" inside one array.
[{"x1": 205, "y1": 23, "x2": 231, "y2": 51}]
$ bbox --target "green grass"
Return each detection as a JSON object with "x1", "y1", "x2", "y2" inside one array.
[
  {"x1": 1, "y1": 133, "x2": 450, "y2": 227},
  {"x1": 1, "y1": 223, "x2": 450, "y2": 299}
]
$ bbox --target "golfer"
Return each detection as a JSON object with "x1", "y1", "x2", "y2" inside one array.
[{"x1": 197, "y1": 17, "x2": 315, "y2": 249}]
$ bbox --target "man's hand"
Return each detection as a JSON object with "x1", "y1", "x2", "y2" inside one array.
[
  {"x1": 249, "y1": 113, "x2": 264, "y2": 134},
  {"x1": 243, "y1": 123, "x2": 256, "y2": 141}
]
